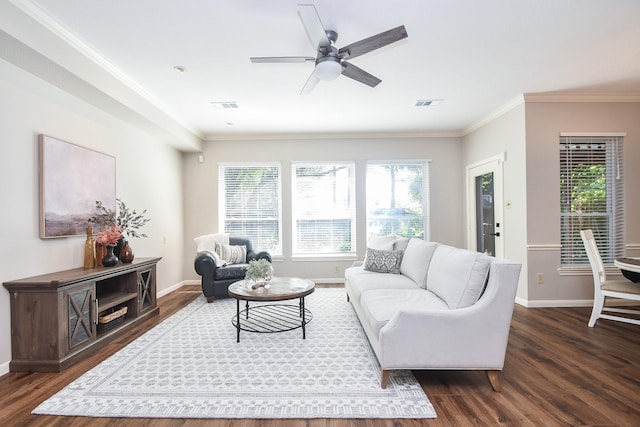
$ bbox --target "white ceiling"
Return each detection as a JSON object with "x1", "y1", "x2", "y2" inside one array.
[{"x1": 5, "y1": 0, "x2": 640, "y2": 145}]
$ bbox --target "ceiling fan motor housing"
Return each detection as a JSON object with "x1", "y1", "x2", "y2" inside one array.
[{"x1": 315, "y1": 46, "x2": 342, "y2": 80}]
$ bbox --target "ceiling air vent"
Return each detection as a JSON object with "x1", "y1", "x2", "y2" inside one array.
[
  {"x1": 211, "y1": 101, "x2": 239, "y2": 109},
  {"x1": 414, "y1": 99, "x2": 443, "y2": 107}
]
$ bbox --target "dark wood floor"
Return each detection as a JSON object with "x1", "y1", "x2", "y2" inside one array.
[{"x1": 1, "y1": 284, "x2": 639, "y2": 427}]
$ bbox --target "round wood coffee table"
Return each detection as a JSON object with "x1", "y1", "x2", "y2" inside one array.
[{"x1": 228, "y1": 277, "x2": 315, "y2": 342}]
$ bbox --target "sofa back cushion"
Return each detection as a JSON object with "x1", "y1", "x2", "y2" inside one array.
[
  {"x1": 400, "y1": 238, "x2": 439, "y2": 288},
  {"x1": 426, "y1": 245, "x2": 492, "y2": 309}
]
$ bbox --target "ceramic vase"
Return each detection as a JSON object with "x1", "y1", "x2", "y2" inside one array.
[
  {"x1": 95, "y1": 242, "x2": 107, "y2": 265},
  {"x1": 101, "y1": 244, "x2": 119, "y2": 267},
  {"x1": 120, "y1": 240, "x2": 134, "y2": 263}
]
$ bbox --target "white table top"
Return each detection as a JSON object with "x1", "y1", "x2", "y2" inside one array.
[{"x1": 614, "y1": 257, "x2": 640, "y2": 274}]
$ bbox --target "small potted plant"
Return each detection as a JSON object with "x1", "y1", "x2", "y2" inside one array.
[{"x1": 245, "y1": 259, "x2": 274, "y2": 289}]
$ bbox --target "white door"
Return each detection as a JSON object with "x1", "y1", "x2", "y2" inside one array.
[{"x1": 466, "y1": 154, "x2": 504, "y2": 258}]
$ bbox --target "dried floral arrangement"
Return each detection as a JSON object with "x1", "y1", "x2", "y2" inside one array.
[
  {"x1": 88, "y1": 199, "x2": 150, "y2": 238},
  {"x1": 95, "y1": 225, "x2": 122, "y2": 246}
]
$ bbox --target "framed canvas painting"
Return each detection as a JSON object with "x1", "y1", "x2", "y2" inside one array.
[{"x1": 39, "y1": 135, "x2": 116, "y2": 238}]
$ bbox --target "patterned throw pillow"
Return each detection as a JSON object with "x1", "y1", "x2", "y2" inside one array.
[
  {"x1": 215, "y1": 242, "x2": 247, "y2": 265},
  {"x1": 363, "y1": 248, "x2": 404, "y2": 274}
]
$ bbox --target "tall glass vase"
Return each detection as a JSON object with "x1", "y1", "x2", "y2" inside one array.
[{"x1": 83, "y1": 227, "x2": 96, "y2": 268}]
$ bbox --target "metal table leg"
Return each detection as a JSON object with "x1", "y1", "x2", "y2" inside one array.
[
  {"x1": 301, "y1": 296, "x2": 306, "y2": 339},
  {"x1": 236, "y1": 298, "x2": 241, "y2": 343}
]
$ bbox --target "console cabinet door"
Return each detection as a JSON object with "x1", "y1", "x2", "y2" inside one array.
[
  {"x1": 138, "y1": 267, "x2": 156, "y2": 314},
  {"x1": 65, "y1": 282, "x2": 96, "y2": 351}
]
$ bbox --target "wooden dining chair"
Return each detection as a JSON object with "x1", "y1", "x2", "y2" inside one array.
[{"x1": 580, "y1": 229, "x2": 640, "y2": 327}]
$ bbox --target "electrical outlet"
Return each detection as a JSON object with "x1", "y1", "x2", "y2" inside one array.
[
  {"x1": 334, "y1": 266, "x2": 340, "y2": 273},
  {"x1": 536, "y1": 273, "x2": 544, "y2": 284}
]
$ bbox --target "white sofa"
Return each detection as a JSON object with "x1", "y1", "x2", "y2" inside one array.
[{"x1": 345, "y1": 236, "x2": 522, "y2": 391}]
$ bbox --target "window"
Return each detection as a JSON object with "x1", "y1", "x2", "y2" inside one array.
[
  {"x1": 366, "y1": 161, "x2": 429, "y2": 239},
  {"x1": 218, "y1": 163, "x2": 282, "y2": 255},
  {"x1": 560, "y1": 135, "x2": 624, "y2": 266},
  {"x1": 291, "y1": 162, "x2": 356, "y2": 255}
]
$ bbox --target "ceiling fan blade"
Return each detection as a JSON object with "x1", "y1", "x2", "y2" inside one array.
[
  {"x1": 297, "y1": 4, "x2": 331, "y2": 50},
  {"x1": 250, "y1": 56, "x2": 315, "y2": 63},
  {"x1": 338, "y1": 25, "x2": 408, "y2": 60},
  {"x1": 300, "y1": 68, "x2": 321, "y2": 95},
  {"x1": 341, "y1": 61, "x2": 381, "y2": 88}
]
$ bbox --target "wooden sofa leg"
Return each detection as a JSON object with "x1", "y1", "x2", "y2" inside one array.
[
  {"x1": 381, "y1": 369, "x2": 391, "y2": 389},
  {"x1": 486, "y1": 370, "x2": 502, "y2": 392},
  {"x1": 206, "y1": 296, "x2": 215, "y2": 303}
]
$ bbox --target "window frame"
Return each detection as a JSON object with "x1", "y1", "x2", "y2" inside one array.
[
  {"x1": 218, "y1": 162, "x2": 283, "y2": 256},
  {"x1": 290, "y1": 161, "x2": 357, "y2": 257},
  {"x1": 559, "y1": 133, "x2": 625, "y2": 267},
  {"x1": 365, "y1": 160, "x2": 430, "y2": 241}
]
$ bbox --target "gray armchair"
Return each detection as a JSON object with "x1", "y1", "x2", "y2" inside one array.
[{"x1": 194, "y1": 235, "x2": 272, "y2": 302}]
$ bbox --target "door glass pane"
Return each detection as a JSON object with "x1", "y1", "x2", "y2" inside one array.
[
  {"x1": 475, "y1": 172, "x2": 495, "y2": 256},
  {"x1": 69, "y1": 289, "x2": 92, "y2": 347}
]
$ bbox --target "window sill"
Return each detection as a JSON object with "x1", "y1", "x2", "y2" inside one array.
[
  {"x1": 557, "y1": 266, "x2": 623, "y2": 276},
  {"x1": 291, "y1": 254, "x2": 358, "y2": 262}
]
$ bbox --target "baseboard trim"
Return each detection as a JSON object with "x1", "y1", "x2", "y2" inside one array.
[
  {"x1": 312, "y1": 278, "x2": 345, "y2": 284},
  {"x1": 517, "y1": 298, "x2": 594, "y2": 308},
  {"x1": 0, "y1": 360, "x2": 9, "y2": 377},
  {"x1": 517, "y1": 298, "x2": 593, "y2": 308},
  {"x1": 158, "y1": 280, "x2": 198, "y2": 298}
]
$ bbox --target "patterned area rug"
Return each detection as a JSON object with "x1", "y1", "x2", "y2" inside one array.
[{"x1": 33, "y1": 287, "x2": 436, "y2": 419}]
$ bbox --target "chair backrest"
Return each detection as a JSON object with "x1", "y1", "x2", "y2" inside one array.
[{"x1": 580, "y1": 229, "x2": 606, "y2": 288}]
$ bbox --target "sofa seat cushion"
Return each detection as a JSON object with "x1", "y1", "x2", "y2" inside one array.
[
  {"x1": 426, "y1": 245, "x2": 492, "y2": 309},
  {"x1": 214, "y1": 263, "x2": 249, "y2": 280},
  {"x1": 345, "y1": 266, "x2": 418, "y2": 304},
  {"x1": 359, "y1": 289, "x2": 448, "y2": 337}
]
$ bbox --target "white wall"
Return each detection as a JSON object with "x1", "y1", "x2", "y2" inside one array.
[
  {"x1": 182, "y1": 137, "x2": 464, "y2": 280},
  {"x1": 524, "y1": 101, "x2": 640, "y2": 305},
  {"x1": 462, "y1": 103, "x2": 529, "y2": 301},
  {"x1": 0, "y1": 60, "x2": 185, "y2": 374}
]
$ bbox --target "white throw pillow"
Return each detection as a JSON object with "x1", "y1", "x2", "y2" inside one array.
[
  {"x1": 394, "y1": 237, "x2": 411, "y2": 252},
  {"x1": 367, "y1": 234, "x2": 397, "y2": 251},
  {"x1": 400, "y1": 238, "x2": 439, "y2": 288},
  {"x1": 426, "y1": 245, "x2": 492, "y2": 309}
]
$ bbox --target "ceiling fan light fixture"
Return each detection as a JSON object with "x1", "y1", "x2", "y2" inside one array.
[{"x1": 315, "y1": 60, "x2": 342, "y2": 80}]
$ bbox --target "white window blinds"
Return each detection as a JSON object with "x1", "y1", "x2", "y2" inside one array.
[
  {"x1": 218, "y1": 163, "x2": 282, "y2": 255},
  {"x1": 559, "y1": 136, "x2": 624, "y2": 265},
  {"x1": 291, "y1": 162, "x2": 356, "y2": 255},
  {"x1": 366, "y1": 161, "x2": 429, "y2": 239}
]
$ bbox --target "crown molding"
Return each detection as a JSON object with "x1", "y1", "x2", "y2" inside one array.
[
  {"x1": 203, "y1": 131, "x2": 464, "y2": 141},
  {"x1": 8, "y1": 0, "x2": 202, "y2": 143},
  {"x1": 462, "y1": 95, "x2": 525, "y2": 136},
  {"x1": 523, "y1": 93, "x2": 640, "y2": 102}
]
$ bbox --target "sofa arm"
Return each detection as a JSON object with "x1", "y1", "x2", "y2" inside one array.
[
  {"x1": 378, "y1": 261, "x2": 521, "y2": 370},
  {"x1": 194, "y1": 250, "x2": 219, "y2": 277},
  {"x1": 247, "y1": 250, "x2": 272, "y2": 263}
]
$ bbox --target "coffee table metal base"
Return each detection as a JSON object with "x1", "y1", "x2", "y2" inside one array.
[{"x1": 232, "y1": 299, "x2": 313, "y2": 342}]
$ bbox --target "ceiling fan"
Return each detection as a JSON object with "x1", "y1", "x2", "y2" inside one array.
[{"x1": 250, "y1": 4, "x2": 408, "y2": 94}]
